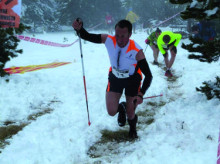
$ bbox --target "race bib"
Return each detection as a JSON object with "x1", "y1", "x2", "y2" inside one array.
[
  {"x1": 107, "y1": 20, "x2": 112, "y2": 23},
  {"x1": 112, "y1": 67, "x2": 129, "y2": 78}
]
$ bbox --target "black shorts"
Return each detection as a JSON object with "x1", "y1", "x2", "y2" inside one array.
[{"x1": 106, "y1": 71, "x2": 142, "y2": 97}]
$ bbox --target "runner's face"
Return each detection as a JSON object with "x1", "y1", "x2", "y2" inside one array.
[{"x1": 115, "y1": 26, "x2": 131, "y2": 48}]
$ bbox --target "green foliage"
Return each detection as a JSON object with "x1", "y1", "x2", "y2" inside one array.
[
  {"x1": 22, "y1": 0, "x2": 60, "y2": 32},
  {"x1": 169, "y1": 0, "x2": 189, "y2": 4},
  {"x1": 0, "y1": 24, "x2": 29, "y2": 77},
  {"x1": 196, "y1": 77, "x2": 220, "y2": 100},
  {"x1": 182, "y1": 37, "x2": 220, "y2": 62},
  {"x1": 170, "y1": 0, "x2": 220, "y2": 20}
]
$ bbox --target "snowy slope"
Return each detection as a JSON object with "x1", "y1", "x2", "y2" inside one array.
[{"x1": 0, "y1": 28, "x2": 219, "y2": 164}]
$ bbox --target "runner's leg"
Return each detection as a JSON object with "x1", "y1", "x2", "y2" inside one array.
[
  {"x1": 151, "y1": 45, "x2": 159, "y2": 63},
  {"x1": 125, "y1": 96, "x2": 136, "y2": 120},
  {"x1": 163, "y1": 51, "x2": 170, "y2": 69},
  {"x1": 106, "y1": 91, "x2": 122, "y2": 116},
  {"x1": 168, "y1": 46, "x2": 176, "y2": 68},
  {"x1": 155, "y1": 48, "x2": 159, "y2": 62}
]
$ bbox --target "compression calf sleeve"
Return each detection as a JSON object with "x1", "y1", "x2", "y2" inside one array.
[
  {"x1": 137, "y1": 59, "x2": 153, "y2": 95},
  {"x1": 77, "y1": 27, "x2": 102, "y2": 44}
]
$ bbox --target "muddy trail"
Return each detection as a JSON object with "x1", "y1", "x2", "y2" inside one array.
[{"x1": 86, "y1": 63, "x2": 184, "y2": 163}]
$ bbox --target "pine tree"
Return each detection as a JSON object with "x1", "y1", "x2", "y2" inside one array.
[
  {"x1": 58, "y1": 0, "x2": 123, "y2": 28},
  {"x1": 0, "y1": 24, "x2": 29, "y2": 77},
  {"x1": 169, "y1": 0, "x2": 220, "y2": 100},
  {"x1": 183, "y1": 36, "x2": 220, "y2": 62},
  {"x1": 22, "y1": 0, "x2": 59, "y2": 32},
  {"x1": 196, "y1": 77, "x2": 220, "y2": 100}
]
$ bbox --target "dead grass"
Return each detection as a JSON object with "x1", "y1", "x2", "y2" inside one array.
[
  {"x1": 87, "y1": 129, "x2": 135, "y2": 159},
  {"x1": 28, "y1": 108, "x2": 53, "y2": 121},
  {"x1": 0, "y1": 123, "x2": 27, "y2": 152}
]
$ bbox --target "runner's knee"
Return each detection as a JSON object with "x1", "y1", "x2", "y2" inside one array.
[
  {"x1": 106, "y1": 100, "x2": 119, "y2": 116},
  {"x1": 107, "y1": 107, "x2": 117, "y2": 116},
  {"x1": 107, "y1": 110, "x2": 117, "y2": 116}
]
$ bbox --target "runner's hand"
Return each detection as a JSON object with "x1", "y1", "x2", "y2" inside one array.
[
  {"x1": 72, "y1": 18, "x2": 83, "y2": 31},
  {"x1": 136, "y1": 95, "x2": 143, "y2": 104},
  {"x1": 133, "y1": 92, "x2": 143, "y2": 105}
]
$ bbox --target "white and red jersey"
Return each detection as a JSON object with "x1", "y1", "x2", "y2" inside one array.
[{"x1": 105, "y1": 35, "x2": 142, "y2": 78}]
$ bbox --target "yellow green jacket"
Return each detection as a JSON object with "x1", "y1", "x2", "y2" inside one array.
[
  {"x1": 157, "y1": 31, "x2": 182, "y2": 55},
  {"x1": 126, "y1": 11, "x2": 139, "y2": 24}
]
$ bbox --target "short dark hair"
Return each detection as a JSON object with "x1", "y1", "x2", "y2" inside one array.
[
  {"x1": 115, "y1": 19, "x2": 132, "y2": 34},
  {"x1": 156, "y1": 28, "x2": 162, "y2": 34},
  {"x1": 163, "y1": 35, "x2": 170, "y2": 43}
]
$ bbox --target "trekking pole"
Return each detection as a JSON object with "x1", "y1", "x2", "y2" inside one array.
[
  {"x1": 79, "y1": 35, "x2": 91, "y2": 126},
  {"x1": 144, "y1": 44, "x2": 148, "y2": 53},
  {"x1": 133, "y1": 93, "x2": 163, "y2": 104},
  {"x1": 143, "y1": 93, "x2": 163, "y2": 99},
  {"x1": 77, "y1": 19, "x2": 91, "y2": 126}
]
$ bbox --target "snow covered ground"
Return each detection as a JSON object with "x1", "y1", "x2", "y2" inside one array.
[{"x1": 0, "y1": 28, "x2": 219, "y2": 164}]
